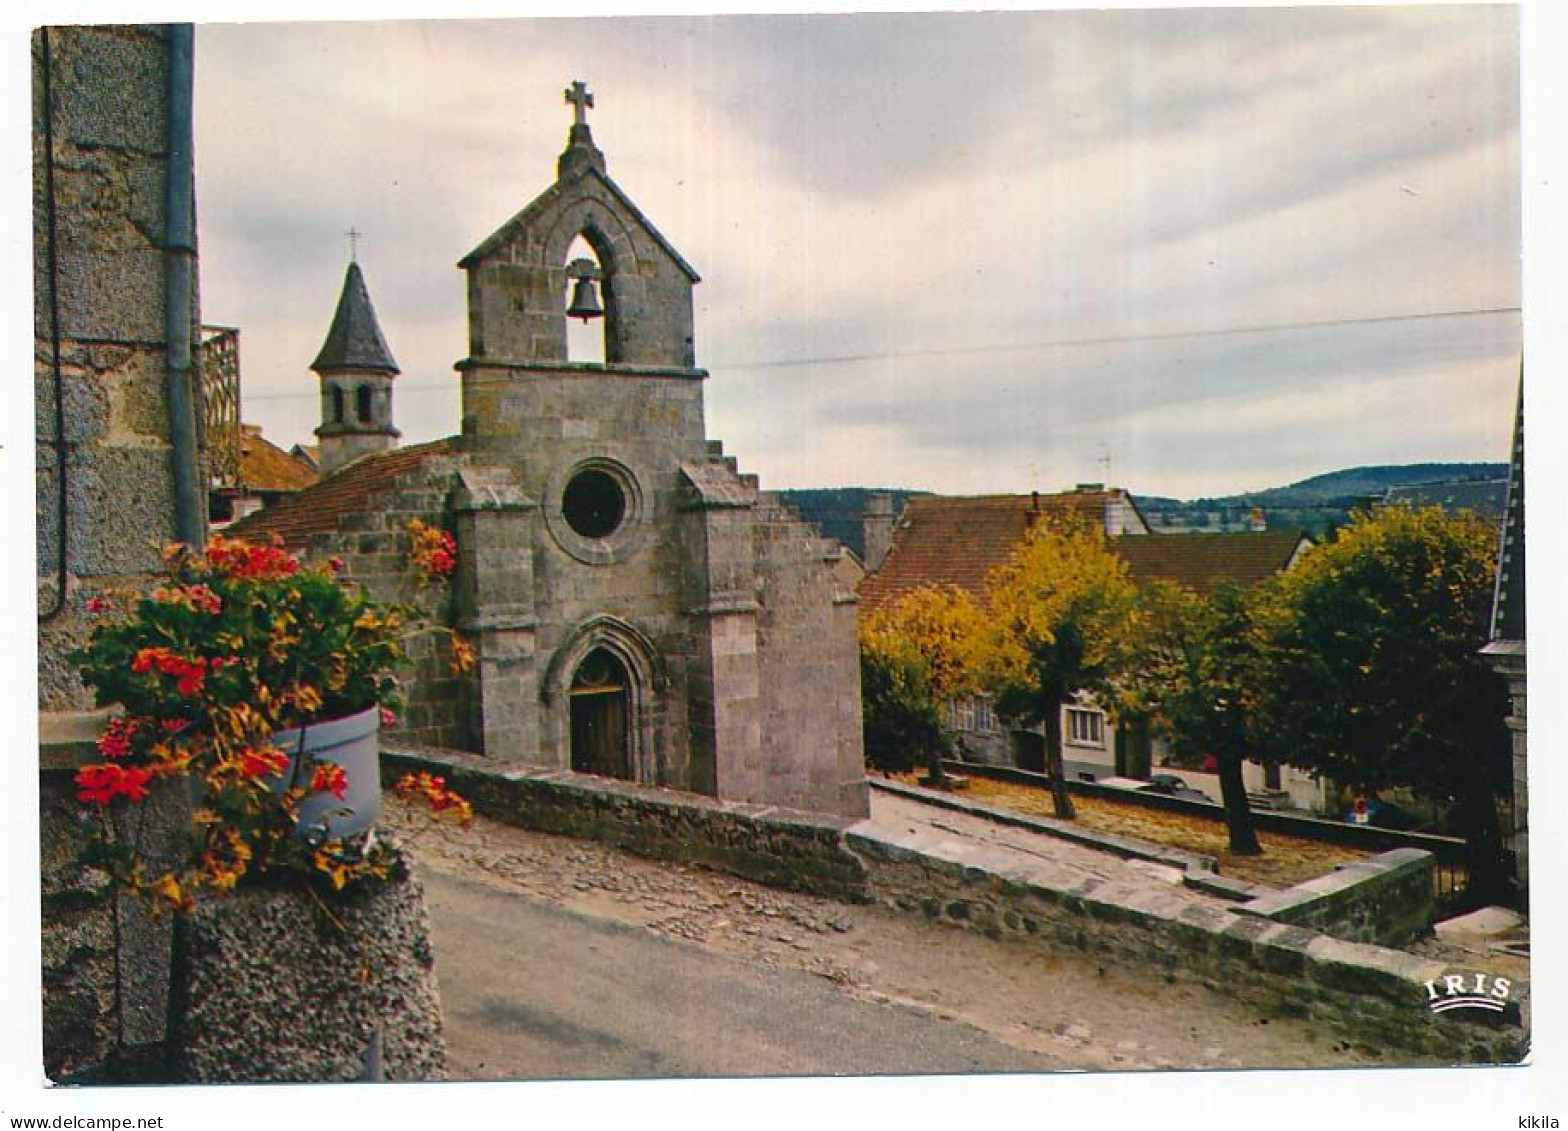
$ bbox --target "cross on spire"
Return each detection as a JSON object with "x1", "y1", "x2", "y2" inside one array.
[
  {"x1": 346, "y1": 226, "x2": 361, "y2": 263},
  {"x1": 565, "y1": 81, "x2": 594, "y2": 127}
]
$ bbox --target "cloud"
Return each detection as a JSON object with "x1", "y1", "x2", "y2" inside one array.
[{"x1": 190, "y1": 9, "x2": 1520, "y2": 498}]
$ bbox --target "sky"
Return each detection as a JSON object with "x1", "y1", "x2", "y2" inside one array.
[{"x1": 191, "y1": 5, "x2": 1522, "y2": 500}]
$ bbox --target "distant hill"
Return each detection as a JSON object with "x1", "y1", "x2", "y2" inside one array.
[
  {"x1": 773, "y1": 488, "x2": 928, "y2": 559},
  {"x1": 780, "y1": 465, "x2": 1507, "y2": 551},
  {"x1": 1133, "y1": 463, "x2": 1506, "y2": 536}
]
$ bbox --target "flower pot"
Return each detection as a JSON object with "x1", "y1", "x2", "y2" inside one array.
[{"x1": 269, "y1": 705, "x2": 381, "y2": 840}]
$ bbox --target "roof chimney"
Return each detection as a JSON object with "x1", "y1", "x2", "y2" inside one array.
[{"x1": 862, "y1": 492, "x2": 896, "y2": 573}]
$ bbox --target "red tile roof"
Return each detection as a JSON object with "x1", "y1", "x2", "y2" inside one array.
[
  {"x1": 858, "y1": 492, "x2": 1308, "y2": 613},
  {"x1": 1115, "y1": 530, "x2": 1311, "y2": 596},
  {"x1": 236, "y1": 424, "x2": 319, "y2": 493},
  {"x1": 228, "y1": 438, "x2": 457, "y2": 550},
  {"x1": 858, "y1": 491, "x2": 1130, "y2": 613}
]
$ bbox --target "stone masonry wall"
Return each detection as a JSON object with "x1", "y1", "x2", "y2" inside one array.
[
  {"x1": 35, "y1": 25, "x2": 191, "y2": 710},
  {"x1": 752, "y1": 494, "x2": 870, "y2": 818},
  {"x1": 168, "y1": 842, "x2": 446, "y2": 1083},
  {"x1": 462, "y1": 169, "x2": 695, "y2": 370},
  {"x1": 1238, "y1": 848, "x2": 1435, "y2": 948},
  {"x1": 300, "y1": 454, "x2": 471, "y2": 750},
  {"x1": 847, "y1": 828, "x2": 1520, "y2": 1064},
  {"x1": 40, "y1": 765, "x2": 117, "y2": 1082},
  {"x1": 384, "y1": 745, "x2": 870, "y2": 901},
  {"x1": 382, "y1": 744, "x2": 1525, "y2": 1064}
]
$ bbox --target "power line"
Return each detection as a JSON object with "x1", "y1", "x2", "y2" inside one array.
[
  {"x1": 237, "y1": 304, "x2": 1521, "y2": 403},
  {"x1": 708, "y1": 305, "x2": 1521, "y2": 372}
]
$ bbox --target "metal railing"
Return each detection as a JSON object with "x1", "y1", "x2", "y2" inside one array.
[{"x1": 197, "y1": 325, "x2": 241, "y2": 489}]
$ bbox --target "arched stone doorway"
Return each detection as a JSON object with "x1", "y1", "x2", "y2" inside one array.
[{"x1": 569, "y1": 647, "x2": 632, "y2": 779}]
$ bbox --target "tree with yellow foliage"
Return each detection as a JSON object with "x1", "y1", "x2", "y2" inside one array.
[
  {"x1": 859, "y1": 584, "x2": 985, "y2": 784},
  {"x1": 983, "y1": 518, "x2": 1138, "y2": 818}
]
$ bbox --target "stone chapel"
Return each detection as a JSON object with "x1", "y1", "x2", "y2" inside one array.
[{"x1": 233, "y1": 83, "x2": 869, "y2": 819}]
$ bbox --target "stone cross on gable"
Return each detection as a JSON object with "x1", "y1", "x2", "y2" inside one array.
[{"x1": 565, "y1": 81, "x2": 594, "y2": 126}]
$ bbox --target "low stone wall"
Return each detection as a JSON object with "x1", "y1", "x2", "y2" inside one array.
[
  {"x1": 384, "y1": 743, "x2": 870, "y2": 902},
  {"x1": 1240, "y1": 849, "x2": 1435, "y2": 948},
  {"x1": 168, "y1": 842, "x2": 446, "y2": 1084},
  {"x1": 847, "y1": 823, "x2": 1521, "y2": 1063},
  {"x1": 386, "y1": 746, "x2": 1525, "y2": 1064}
]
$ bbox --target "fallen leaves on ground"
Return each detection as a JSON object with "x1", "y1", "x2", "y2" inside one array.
[{"x1": 952, "y1": 778, "x2": 1372, "y2": 889}]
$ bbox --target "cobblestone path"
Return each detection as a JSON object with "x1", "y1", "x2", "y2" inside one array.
[{"x1": 386, "y1": 797, "x2": 1410, "y2": 1075}]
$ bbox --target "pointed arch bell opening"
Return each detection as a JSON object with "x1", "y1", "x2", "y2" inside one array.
[{"x1": 563, "y1": 232, "x2": 616, "y2": 365}]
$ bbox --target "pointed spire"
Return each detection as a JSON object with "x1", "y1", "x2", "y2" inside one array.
[
  {"x1": 1489, "y1": 366, "x2": 1525, "y2": 643},
  {"x1": 311, "y1": 260, "x2": 400, "y2": 374}
]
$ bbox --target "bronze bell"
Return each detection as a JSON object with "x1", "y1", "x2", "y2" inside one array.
[{"x1": 567, "y1": 277, "x2": 604, "y2": 322}]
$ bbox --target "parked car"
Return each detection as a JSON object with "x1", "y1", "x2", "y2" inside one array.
[{"x1": 1143, "y1": 774, "x2": 1214, "y2": 803}]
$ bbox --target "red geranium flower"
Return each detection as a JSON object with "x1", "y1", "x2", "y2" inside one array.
[
  {"x1": 97, "y1": 716, "x2": 138, "y2": 759},
  {"x1": 236, "y1": 746, "x2": 290, "y2": 781},
  {"x1": 75, "y1": 763, "x2": 153, "y2": 806},
  {"x1": 311, "y1": 763, "x2": 349, "y2": 801}
]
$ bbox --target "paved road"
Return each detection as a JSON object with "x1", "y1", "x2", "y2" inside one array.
[{"x1": 423, "y1": 866, "x2": 1067, "y2": 1081}]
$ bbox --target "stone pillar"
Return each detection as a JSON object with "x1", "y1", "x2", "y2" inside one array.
[
  {"x1": 450, "y1": 466, "x2": 539, "y2": 759},
  {"x1": 41, "y1": 712, "x2": 194, "y2": 1081},
  {"x1": 679, "y1": 490, "x2": 762, "y2": 801},
  {"x1": 1484, "y1": 646, "x2": 1527, "y2": 899},
  {"x1": 35, "y1": 25, "x2": 192, "y2": 710},
  {"x1": 167, "y1": 842, "x2": 446, "y2": 1083},
  {"x1": 862, "y1": 492, "x2": 895, "y2": 573}
]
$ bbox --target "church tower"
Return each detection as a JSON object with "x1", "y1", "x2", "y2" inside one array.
[
  {"x1": 312, "y1": 254, "x2": 401, "y2": 475},
  {"x1": 451, "y1": 81, "x2": 868, "y2": 817}
]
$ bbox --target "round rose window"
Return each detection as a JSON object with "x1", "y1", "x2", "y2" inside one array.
[{"x1": 562, "y1": 467, "x2": 627, "y2": 539}]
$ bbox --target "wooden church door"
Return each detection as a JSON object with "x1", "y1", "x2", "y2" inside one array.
[{"x1": 569, "y1": 648, "x2": 631, "y2": 779}]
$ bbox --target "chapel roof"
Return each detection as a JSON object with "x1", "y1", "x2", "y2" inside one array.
[
  {"x1": 227, "y1": 437, "x2": 456, "y2": 550},
  {"x1": 310, "y1": 261, "x2": 401, "y2": 375}
]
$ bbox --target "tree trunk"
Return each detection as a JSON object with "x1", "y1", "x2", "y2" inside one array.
[
  {"x1": 1125, "y1": 717, "x2": 1153, "y2": 779},
  {"x1": 1042, "y1": 699, "x2": 1075, "y2": 819},
  {"x1": 924, "y1": 742, "x2": 949, "y2": 790},
  {"x1": 1217, "y1": 750, "x2": 1262, "y2": 855}
]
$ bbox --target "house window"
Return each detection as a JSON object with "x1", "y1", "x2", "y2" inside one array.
[
  {"x1": 1065, "y1": 707, "x2": 1105, "y2": 748},
  {"x1": 331, "y1": 386, "x2": 344, "y2": 424},
  {"x1": 356, "y1": 384, "x2": 373, "y2": 424},
  {"x1": 947, "y1": 696, "x2": 998, "y2": 734}
]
